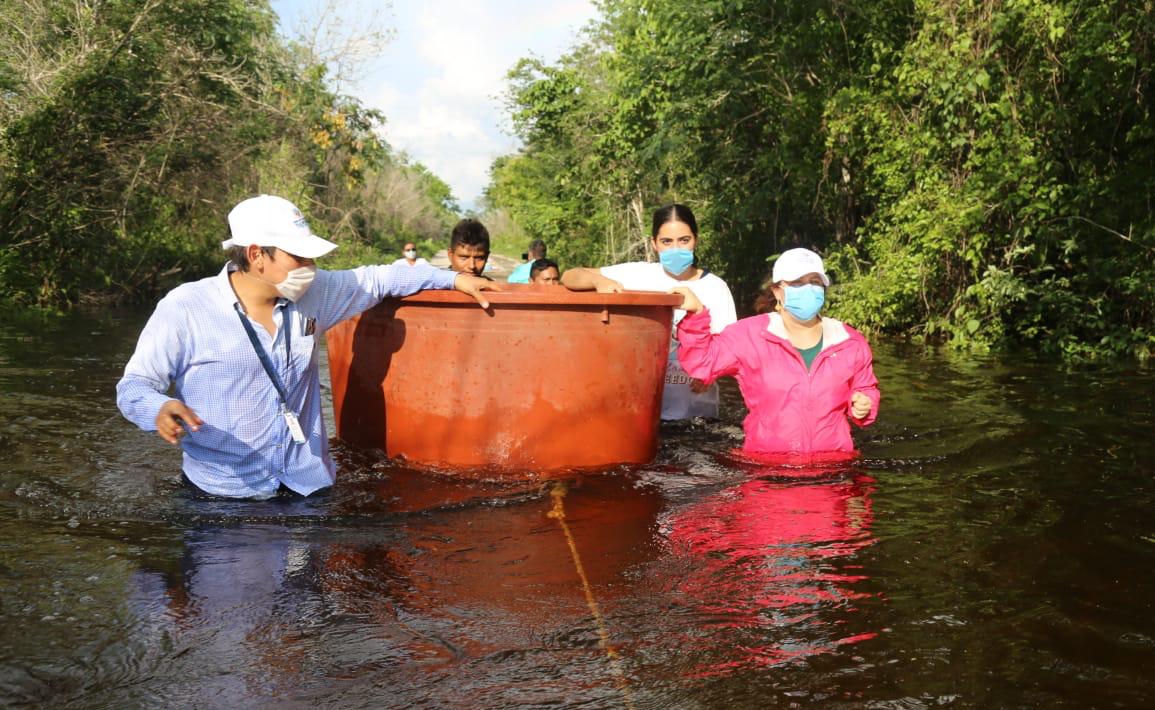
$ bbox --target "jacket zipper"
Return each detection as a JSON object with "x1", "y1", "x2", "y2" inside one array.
[
  {"x1": 770, "y1": 331, "x2": 849, "y2": 454},
  {"x1": 803, "y1": 340, "x2": 847, "y2": 453},
  {"x1": 780, "y1": 339, "x2": 815, "y2": 453}
]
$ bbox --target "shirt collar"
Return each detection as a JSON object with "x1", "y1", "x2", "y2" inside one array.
[
  {"x1": 765, "y1": 312, "x2": 850, "y2": 348},
  {"x1": 216, "y1": 263, "x2": 289, "y2": 312}
]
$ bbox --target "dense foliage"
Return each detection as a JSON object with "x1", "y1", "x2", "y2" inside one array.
[
  {"x1": 0, "y1": 0, "x2": 457, "y2": 309},
  {"x1": 485, "y1": 0, "x2": 1155, "y2": 360}
]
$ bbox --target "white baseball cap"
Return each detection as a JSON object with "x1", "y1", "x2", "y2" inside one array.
[
  {"x1": 772, "y1": 248, "x2": 831, "y2": 286},
  {"x1": 222, "y1": 195, "x2": 338, "y2": 259}
]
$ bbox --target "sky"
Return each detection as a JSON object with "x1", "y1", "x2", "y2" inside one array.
[{"x1": 270, "y1": 0, "x2": 598, "y2": 211}]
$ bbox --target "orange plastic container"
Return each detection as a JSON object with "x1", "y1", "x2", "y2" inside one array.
[{"x1": 326, "y1": 285, "x2": 680, "y2": 474}]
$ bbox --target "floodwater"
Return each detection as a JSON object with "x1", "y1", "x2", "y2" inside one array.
[{"x1": 1, "y1": 306, "x2": 1153, "y2": 708}]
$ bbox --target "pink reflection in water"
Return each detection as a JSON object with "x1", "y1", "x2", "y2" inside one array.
[{"x1": 664, "y1": 472, "x2": 878, "y2": 673}]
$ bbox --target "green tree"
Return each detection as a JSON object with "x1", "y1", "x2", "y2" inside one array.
[
  {"x1": 486, "y1": 0, "x2": 1155, "y2": 360},
  {"x1": 825, "y1": 0, "x2": 1155, "y2": 359},
  {"x1": 0, "y1": 0, "x2": 465, "y2": 309},
  {"x1": 0, "y1": 0, "x2": 288, "y2": 306}
]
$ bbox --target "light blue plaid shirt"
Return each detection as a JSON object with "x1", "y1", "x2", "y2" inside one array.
[{"x1": 117, "y1": 262, "x2": 457, "y2": 498}]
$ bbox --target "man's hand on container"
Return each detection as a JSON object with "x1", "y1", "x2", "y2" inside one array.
[{"x1": 454, "y1": 273, "x2": 502, "y2": 309}]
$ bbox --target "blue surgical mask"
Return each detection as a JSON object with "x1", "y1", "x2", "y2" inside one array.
[
  {"x1": 783, "y1": 283, "x2": 825, "y2": 321},
  {"x1": 659, "y1": 248, "x2": 694, "y2": 276}
]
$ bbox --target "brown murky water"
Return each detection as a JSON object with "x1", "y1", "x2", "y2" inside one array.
[{"x1": 1, "y1": 307, "x2": 1153, "y2": 707}]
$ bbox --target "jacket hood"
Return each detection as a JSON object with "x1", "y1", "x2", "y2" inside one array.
[{"x1": 765, "y1": 313, "x2": 851, "y2": 350}]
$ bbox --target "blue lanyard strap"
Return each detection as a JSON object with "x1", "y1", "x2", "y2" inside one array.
[{"x1": 234, "y1": 303, "x2": 292, "y2": 404}]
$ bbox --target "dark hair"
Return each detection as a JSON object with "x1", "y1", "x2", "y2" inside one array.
[
  {"x1": 651, "y1": 203, "x2": 699, "y2": 238},
  {"x1": 450, "y1": 218, "x2": 490, "y2": 251},
  {"x1": 227, "y1": 244, "x2": 277, "y2": 272},
  {"x1": 527, "y1": 238, "x2": 547, "y2": 259},
  {"x1": 753, "y1": 271, "x2": 780, "y2": 314},
  {"x1": 529, "y1": 258, "x2": 559, "y2": 280},
  {"x1": 753, "y1": 291, "x2": 780, "y2": 315}
]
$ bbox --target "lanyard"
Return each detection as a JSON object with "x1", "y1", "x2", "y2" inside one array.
[{"x1": 235, "y1": 303, "x2": 292, "y2": 405}]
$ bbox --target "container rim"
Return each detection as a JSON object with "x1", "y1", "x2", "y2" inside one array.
[{"x1": 394, "y1": 285, "x2": 683, "y2": 307}]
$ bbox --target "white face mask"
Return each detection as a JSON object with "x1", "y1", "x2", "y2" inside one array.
[
  {"x1": 404, "y1": 249, "x2": 417, "y2": 259},
  {"x1": 276, "y1": 265, "x2": 316, "y2": 302}
]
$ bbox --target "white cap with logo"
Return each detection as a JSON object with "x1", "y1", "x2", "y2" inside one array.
[
  {"x1": 222, "y1": 195, "x2": 338, "y2": 259},
  {"x1": 772, "y1": 248, "x2": 831, "y2": 286}
]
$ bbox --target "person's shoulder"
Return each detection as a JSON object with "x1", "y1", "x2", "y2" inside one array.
[
  {"x1": 761, "y1": 312, "x2": 792, "y2": 341},
  {"x1": 602, "y1": 262, "x2": 664, "y2": 290},
  {"x1": 838, "y1": 322, "x2": 875, "y2": 363},
  {"x1": 820, "y1": 315, "x2": 852, "y2": 332},
  {"x1": 698, "y1": 271, "x2": 732, "y2": 289},
  {"x1": 692, "y1": 272, "x2": 733, "y2": 297},
  {"x1": 711, "y1": 312, "x2": 770, "y2": 344},
  {"x1": 821, "y1": 317, "x2": 872, "y2": 348},
  {"x1": 602, "y1": 261, "x2": 653, "y2": 272},
  {"x1": 601, "y1": 261, "x2": 659, "y2": 280},
  {"x1": 161, "y1": 271, "x2": 220, "y2": 306},
  {"x1": 691, "y1": 273, "x2": 735, "y2": 322},
  {"x1": 147, "y1": 272, "x2": 223, "y2": 326},
  {"x1": 737, "y1": 312, "x2": 771, "y2": 332},
  {"x1": 696, "y1": 309, "x2": 759, "y2": 332},
  {"x1": 841, "y1": 321, "x2": 872, "y2": 345}
]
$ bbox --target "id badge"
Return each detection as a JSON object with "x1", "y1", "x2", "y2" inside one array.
[{"x1": 282, "y1": 407, "x2": 307, "y2": 443}]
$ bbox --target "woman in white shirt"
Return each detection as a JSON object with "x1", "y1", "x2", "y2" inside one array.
[{"x1": 561, "y1": 204, "x2": 737, "y2": 420}]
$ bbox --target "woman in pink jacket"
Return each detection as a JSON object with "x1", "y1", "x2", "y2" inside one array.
[{"x1": 672, "y1": 248, "x2": 879, "y2": 464}]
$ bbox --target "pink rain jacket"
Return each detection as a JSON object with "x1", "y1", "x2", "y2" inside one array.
[{"x1": 677, "y1": 308, "x2": 880, "y2": 461}]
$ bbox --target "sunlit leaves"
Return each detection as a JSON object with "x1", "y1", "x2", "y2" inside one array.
[{"x1": 488, "y1": 0, "x2": 1154, "y2": 360}]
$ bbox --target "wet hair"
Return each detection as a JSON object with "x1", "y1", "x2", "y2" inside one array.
[
  {"x1": 527, "y1": 238, "x2": 547, "y2": 259},
  {"x1": 651, "y1": 203, "x2": 699, "y2": 238},
  {"x1": 529, "y1": 258, "x2": 559, "y2": 280},
  {"x1": 450, "y1": 218, "x2": 490, "y2": 252},
  {"x1": 227, "y1": 244, "x2": 277, "y2": 272}
]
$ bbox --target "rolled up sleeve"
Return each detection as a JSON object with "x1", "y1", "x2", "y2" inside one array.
[{"x1": 310, "y1": 264, "x2": 458, "y2": 331}]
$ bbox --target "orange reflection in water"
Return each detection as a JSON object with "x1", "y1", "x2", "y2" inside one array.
[
  {"x1": 317, "y1": 473, "x2": 664, "y2": 661},
  {"x1": 130, "y1": 470, "x2": 876, "y2": 701}
]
